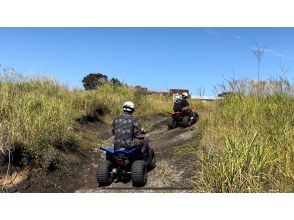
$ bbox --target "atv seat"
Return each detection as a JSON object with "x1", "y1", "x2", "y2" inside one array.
[{"x1": 100, "y1": 147, "x2": 138, "y2": 155}]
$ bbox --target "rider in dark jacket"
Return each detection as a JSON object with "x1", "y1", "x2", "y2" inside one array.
[
  {"x1": 173, "y1": 92, "x2": 190, "y2": 112},
  {"x1": 173, "y1": 97, "x2": 182, "y2": 112},
  {"x1": 180, "y1": 92, "x2": 190, "y2": 110},
  {"x1": 112, "y1": 101, "x2": 155, "y2": 169},
  {"x1": 112, "y1": 104, "x2": 142, "y2": 149}
]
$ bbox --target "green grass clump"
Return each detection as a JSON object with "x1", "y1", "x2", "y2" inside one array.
[{"x1": 195, "y1": 88, "x2": 294, "y2": 192}]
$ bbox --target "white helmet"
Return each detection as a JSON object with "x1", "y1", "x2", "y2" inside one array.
[
  {"x1": 123, "y1": 101, "x2": 135, "y2": 112},
  {"x1": 182, "y1": 92, "x2": 189, "y2": 98}
]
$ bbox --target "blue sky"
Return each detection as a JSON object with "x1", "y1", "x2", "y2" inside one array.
[{"x1": 0, "y1": 28, "x2": 294, "y2": 96}]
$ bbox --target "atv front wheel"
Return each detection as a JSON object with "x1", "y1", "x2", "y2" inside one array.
[
  {"x1": 131, "y1": 160, "x2": 147, "y2": 187},
  {"x1": 182, "y1": 116, "x2": 191, "y2": 128},
  {"x1": 167, "y1": 118, "x2": 174, "y2": 129},
  {"x1": 191, "y1": 112, "x2": 199, "y2": 124},
  {"x1": 97, "y1": 160, "x2": 113, "y2": 187}
]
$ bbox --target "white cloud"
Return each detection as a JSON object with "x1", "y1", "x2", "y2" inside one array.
[
  {"x1": 205, "y1": 30, "x2": 221, "y2": 36},
  {"x1": 205, "y1": 29, "x2": 243, "y2": 41},
  {"x1": 234, "y1": 35, "x2": 242, "y2": 40}
]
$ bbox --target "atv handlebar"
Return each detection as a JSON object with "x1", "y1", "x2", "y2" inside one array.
[{"x1": 134, "y1": 131, "x2": 146, "y2": 140}]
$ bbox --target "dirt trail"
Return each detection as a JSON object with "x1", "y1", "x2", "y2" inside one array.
[
  {"x1": 76, "y1": 116, "x2": 197, "y2": 193},
  {"x1": 2, "y1": 115, "x2": 197, "y2": 193}
]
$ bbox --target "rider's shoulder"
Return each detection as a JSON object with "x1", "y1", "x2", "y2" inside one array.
[{"x1": 115, "y1": 114, "x2": 125, "y2": 121}]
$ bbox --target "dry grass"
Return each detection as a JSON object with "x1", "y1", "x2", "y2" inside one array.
[
  {"x1": 0, "y1": 73, "x2": 172, "y2": 164},
  {"x1": 0, "y1": 75, "x2": 75, "y2": 161},
  {"x1": 194, "y1": 78, "x2": 294, "y2": 192}
]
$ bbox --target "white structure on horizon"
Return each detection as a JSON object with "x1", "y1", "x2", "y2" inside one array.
[{"x1": 191, "y1": 95, "x2": 220, "y2": 101}]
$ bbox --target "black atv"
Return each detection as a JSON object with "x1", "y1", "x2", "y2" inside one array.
[{"x1": 167, "y1": 108, "x2": 199, "y2": 129}]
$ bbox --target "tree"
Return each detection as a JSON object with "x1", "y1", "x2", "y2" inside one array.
[
  {"x1": 110, "y1": 77, "x2": 123, "y2": 86},
  {"x1": 252, "y1": 42, "x2": 266, "y2": 80},
  {"x1": 82, "y1": 73, "x2": 108, "y2": 90}
]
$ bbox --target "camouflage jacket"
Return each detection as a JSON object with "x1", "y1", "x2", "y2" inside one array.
[{"x1": 112, "y1": 113, "x2": 141, "y2": 149}]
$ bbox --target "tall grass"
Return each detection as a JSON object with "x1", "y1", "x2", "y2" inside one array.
[
  {"x1": 215, "y1": 77, "x2": 294, "y2": 97},
  {"x1": 195, "y1": 78, "x2": 294, "y2": 192},
  {"x1": 0, "y1": 73, "x2": 171, "y2": 164},
  {"x1": 0, "y1": 75, "x2": 75, "y2": 160},
  {"x1": 71, "y1": 83, "x2": 171, "y2": 123}
]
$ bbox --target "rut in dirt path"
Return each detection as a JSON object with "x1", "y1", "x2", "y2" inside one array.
[{"x1": 76, "y1": 116, "x2": 197, "y2": 193}]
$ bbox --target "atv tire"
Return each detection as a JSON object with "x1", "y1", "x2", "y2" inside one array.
[
  {"x1": 97, "y1": 160, "x2": 113, "y2": 187},
  {"x1": 191, "y1": 112, "x2": 199, "y2": 124},
  {"x1": 131, "y1": 160, "x2": 147, "y2": 187},
  {"x1": 147, "y1": 148, "x2": 156, "y2": 172},
  {"x1": 182, "y1": 116, "x2": 191, "y2": 128},
  {"x1": 167, "y1": 118, "x2": 174, "y2": 129}
]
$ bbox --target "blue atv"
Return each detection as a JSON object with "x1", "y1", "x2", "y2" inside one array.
[{"x1": 97, "y1": 144, "x2": 156, "y2": 187}]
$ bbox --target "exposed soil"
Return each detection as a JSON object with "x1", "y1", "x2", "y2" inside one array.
[
  {"x1": 76, "y1": 116, "x2": 198, "y2": 193},
  {"x1": 1, "y1": 115, "x2": 199, "y2": 193}
]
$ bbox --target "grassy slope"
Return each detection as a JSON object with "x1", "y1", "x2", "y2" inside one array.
[
  {"x1": 191, "y1": 79, "x2": 294, "y2": 192},
  {"x1": 0, "y1": 76, "x2": 171, "y2": 165},
  {"x1": 171, "y1": 80, "x2": 294, "y2": 192}
]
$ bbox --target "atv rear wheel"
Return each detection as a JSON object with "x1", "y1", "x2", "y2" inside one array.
[
  {"x1": 97, "y1": 160, "x2": 113, "y2": 187},
  {"x1": 182, "y1": 116, "x2": 191, "y2": 128},
  {"x1": 131, "y1": 160, "x2": 147, "y2": 187},
  {"x1": 167, "y1": 118, "x2": 174, "y2": 129},
  {"x1": 191, "y1": 112, "x2": 199, "y2": 124}
]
